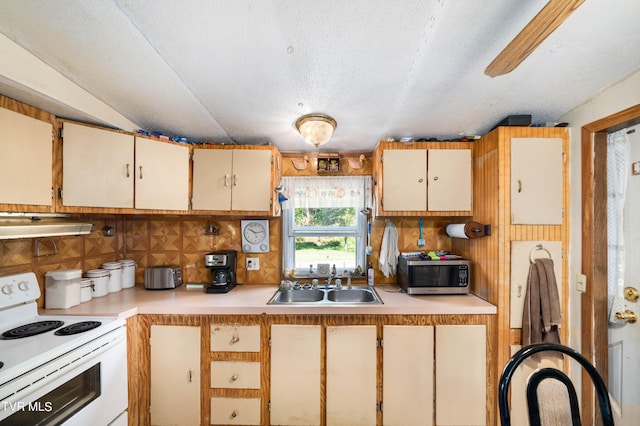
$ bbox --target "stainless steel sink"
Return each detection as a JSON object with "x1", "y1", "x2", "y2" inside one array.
[
  {"x1": 267, "y1": 285, "x2": 382, "y2": 305},
  {"x1": 327, "y1": 288, "x2": 377, "y2": 303}
]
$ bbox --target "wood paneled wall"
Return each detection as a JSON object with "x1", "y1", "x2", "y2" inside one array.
[{"x1": 452, "y1": 126, "x2": 570, "y2": 391}]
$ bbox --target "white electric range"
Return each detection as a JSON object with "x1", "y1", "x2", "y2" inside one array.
[{"x1": 0, "y1": 272, "x2": 127, "y2": 425}]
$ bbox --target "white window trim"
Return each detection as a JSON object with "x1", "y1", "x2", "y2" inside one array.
[{"x1": 281, "y1": 176, "x2": 371, "y2": 278}]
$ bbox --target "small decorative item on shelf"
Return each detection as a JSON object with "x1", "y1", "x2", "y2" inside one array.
[
  {"x1": 291, "y1": 155, "x2": 309, "y2": 171},
  {"x1": 317, "y1": 155, "x2": 340, "y2": 173},
  {"x1": 347, "y1": 154, "x2": 366, "y2": 169}
]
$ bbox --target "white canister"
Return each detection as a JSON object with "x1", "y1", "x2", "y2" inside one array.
[
  {"x1": 86, "y1": 269, "x2": 110, "y2": 297},
  {"x1": 44, "y1": 269, "x2": 82, "y2": 309},
  {"x1": 119, "y1": 259, "x2": 137, "y2": 289},
  {"x1": 80, "y1": 278, "x2": 93, "y2": 303},
  {"x1": 101, "y1": 261, "x2": 122, "y2": 293}
]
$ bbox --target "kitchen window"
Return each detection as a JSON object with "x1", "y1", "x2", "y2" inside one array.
[{"x1": 282, "y1": 176, "x2": 372, "y2": 277}]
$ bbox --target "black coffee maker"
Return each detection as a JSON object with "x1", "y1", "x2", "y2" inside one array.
[{"x1": 204, "y1": 250, "x2": 237, "y2": 293}]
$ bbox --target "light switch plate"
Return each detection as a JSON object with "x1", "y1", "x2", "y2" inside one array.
[{"x1": 576, "y1": 273, "x2": 587, "y2": 292}]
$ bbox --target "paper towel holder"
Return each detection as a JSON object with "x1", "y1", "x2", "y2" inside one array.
[{"x1": 445, "y1": 221, "x2": 491, "y2": 239}]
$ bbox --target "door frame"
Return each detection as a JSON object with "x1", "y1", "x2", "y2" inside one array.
[{"x1": 581, "y1": 104, "x2": 640, "y2": 424}]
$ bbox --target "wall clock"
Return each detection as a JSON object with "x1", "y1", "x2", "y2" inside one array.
[{"x1": 241, "y1": 220, "x2": 270, "y2": 253}]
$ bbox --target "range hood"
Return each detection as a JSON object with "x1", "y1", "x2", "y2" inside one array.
[{"x1": 0, "y1": 213, "x2": 94, "y2": 239}]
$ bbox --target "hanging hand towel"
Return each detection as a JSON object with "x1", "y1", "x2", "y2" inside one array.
[
  {"x1": 522, "y1": 258, "x2": 562, "y2": 346},
  {"x1": 378, "y1": 221, "x2": 399, "y2": 277}
]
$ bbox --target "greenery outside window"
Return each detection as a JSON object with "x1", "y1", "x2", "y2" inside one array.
[{"x1": 282, "y1": 176, "x2": 372, "y2": 278}]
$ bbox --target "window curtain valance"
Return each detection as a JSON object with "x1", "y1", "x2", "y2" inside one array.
[{"x1": 282, "y1": 176, "x2": 372, "y2": 209}]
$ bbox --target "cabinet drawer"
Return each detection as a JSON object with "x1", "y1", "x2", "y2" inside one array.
[
  {"x1": 210, "y1": 324, "x2": 260, "y2": 352},
  {"x1": 211, "y1": 361, "x2": 260, "y2": 389},
  {"x1": 211, "y1": 397, "x2": 261, "y2": 425}
]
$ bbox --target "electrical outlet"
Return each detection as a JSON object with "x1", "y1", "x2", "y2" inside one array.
[
  {"x1": 576, "y1": 273, "x2": 587, "y2": 293},
  {"x1": 246, "y1": 258, "x2": 260, "y2": 271}
]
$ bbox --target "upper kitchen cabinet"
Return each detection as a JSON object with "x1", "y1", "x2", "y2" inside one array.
[
  {"x1": 134, "y1": 135, "x2": 189, "y2": 211},
  {"x1": 0, "y1": 99, "x2": 55, "y2": 212},
  {"x1": 510, "y1": 137, "x2": 563, "y2": 224},
  {"x1": 58, "y1": 122, "x2": 189, "y2": 213},
  {"x1": 192, "y1": 146, "x2": 279, "y2": 216},
  {"x1": 373, "y1": 141, "x2": 473, "y2": 217}
]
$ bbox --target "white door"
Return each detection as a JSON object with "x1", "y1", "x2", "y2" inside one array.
[
  {"x1": 326, "y1": 325, "x2": 377, "y2": 426},
  {"x1": 270, "y1": 325, "x2": 321, "y2": 426},
  {"x1": 427, "y1": 149, "x2": 472, "y2": 212},
  {"x1": 510, "y1": 137, "x2": 563, "y2": 224},
  {"x1": 150, "y1": 325, "x2": 200, "y2": 426},
  {"x1": 192, "y1": 149, "x2": 233, "y2": 210},
  {"x1": 0, "y1": 107, "x2": 53, "y2": 206},
  {"x1": 135, "y1": 137, "x2": 190, "y2": 210},
  {"x1": 62, "y1": 122, "x2": 134, "y2": 208},
  {"x1": 382, "y1": 149, "x2": 427, "y2": 211},
  {"x1": 607, "y1": 125, "x2": 640, "y2": 425},
  {"x1": 230, "y1": 150, "x2": 272, "y2": 211}
]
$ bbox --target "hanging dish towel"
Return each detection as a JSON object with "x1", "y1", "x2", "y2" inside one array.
[
  {"x1": 522, "y1": 258, "x2": 562, "y2": 346},
  {"x1": 379, "y1": 221, "x2": 399, "y2": 277}
]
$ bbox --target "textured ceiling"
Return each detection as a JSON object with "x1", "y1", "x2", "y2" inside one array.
[{"x1": 0, "y1": 0, "x2": 639, "y2": 152}]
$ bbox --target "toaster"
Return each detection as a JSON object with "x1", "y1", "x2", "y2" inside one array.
[{"x1": 144, "y1": 265, "x2": 183, "y2": 290}]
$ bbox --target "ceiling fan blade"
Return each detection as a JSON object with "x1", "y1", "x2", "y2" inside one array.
[{"x1": 485, "y1": 0, "x2": 585, "y2": 77}]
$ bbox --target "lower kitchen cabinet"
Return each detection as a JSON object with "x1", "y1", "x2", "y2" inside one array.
[
  {"x1": 150, "y1": 325, "x2": 201, "y2": 426},
  {"x1": 326, "y1": 325, "x2": 378, "y2": 425},
  {"x1": 270, "y1": 324, "x2": 322, "y2": 426},
  {"x1": 382, "y1": 325, "x2": 434, "y2": 426},
  {"x1": 435, "y1": 324, "x2": 487, "y2": 426},
  {"x1": 139, "y1": 316, "x2": 491, "y2": 425}
]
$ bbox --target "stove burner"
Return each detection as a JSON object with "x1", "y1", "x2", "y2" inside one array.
[
  {"x1": 54, "y1": 321, "x2": 102, "y2": 336},
  {"x1": 1, "y1": 320, "x2": 65, "y2": 340}
]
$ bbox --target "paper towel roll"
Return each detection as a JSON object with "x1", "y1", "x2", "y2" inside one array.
[
  {"x1": 446, "y1": 221, "x2": 489, "y2": 239},
  {"x1": 446, "y1": 223, "x2": 469, "y2": 239}
]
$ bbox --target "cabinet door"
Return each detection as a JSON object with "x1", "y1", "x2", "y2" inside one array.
[
  {"x1": 326, "y1": 325, "x2": 377, "y2": 426},
  {"x1": 192, "y1": 149, "x2": 233, "y2": 210},
  {"x1": 382, "y1": 149, "x2": 427, "y2": 211},
  {"x1": 383, "y1": 325, "x2": 434, "y2": 426},
  {"x1": 62, "y1": 122, "x2": 134, "y2": 208},
  {"x1": 230, "y1": 150, "x2": 272, "y2": 211},
  {"x1": 270, "y1": 325, "x2": 321, "y2": 426},
  {"x1": 0, "y1": 107, "x2": 53, "y2": 206},
  {"x1": 135, "y1": 137, "x2": 189, "y2": 210},
  {"x1": 150, "y1": 325, "x2": 200, "y2": 426},
  {"x1": 510, "y1": 241, "x2": 563, "y2": 328},
  {"x1": 427, "y1": 149, "x2": 471, "y2": 211},
  {"x1": 511, "y1": 137, "x2": 563, "y2": 224},
  {"x1": 436, "y1": 325, "x2": 486, "y2": 426}
]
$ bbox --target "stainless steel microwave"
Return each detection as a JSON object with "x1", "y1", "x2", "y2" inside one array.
[{"x1": 397, "y1": 256, "x2": 470, "y2": 294}]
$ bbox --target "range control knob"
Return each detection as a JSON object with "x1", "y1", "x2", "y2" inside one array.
[
  {"x1": 17, "y1": 281, "x2": 30, "y2": 291},
  {"x1": 1, "y1": 284, "x2": 14, "y2": 295}
]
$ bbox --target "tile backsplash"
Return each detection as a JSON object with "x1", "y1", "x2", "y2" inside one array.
[{"x1": 0, "y1": 214, "x2": 449, "y2": 307}]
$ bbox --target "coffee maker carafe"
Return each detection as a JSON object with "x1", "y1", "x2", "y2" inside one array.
[{"x1": 204, "y1": 250, "x2": 237, "y2": 293}]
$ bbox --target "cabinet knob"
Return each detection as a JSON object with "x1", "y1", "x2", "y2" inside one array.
[
  {"x1": 126, "y1": 163, "x2": 130, "y2": 178},
  {"x1": 418, "y1": 178, "x2": 424, "y2": 183},
  {"x1": 139, "y1": 165, "x2": 143, "y2": 179},
  {"x1": 432, "y1": 176, "x2": 438, "y2": 181},
  {"x1": 231, "y1": 410, "x2": 238, "y2": 418},
  {"x1": 233, "y1": 174, "x2": 238, "y2": 186},
  {"x1": 225, "y1": 174, "x2": 230, "y2": 187},
  {"x1": 518, "y1": 179, "x2": 522, "y2": 193},
  {"x1": 230, "y1": 374, "x2": 238, "y2": 382},
  {"x1": 230, "y1": 335, "x2": 240, "y2": 345},
  {"x1": 188, "y1": 368, "x2": 193, "y2": 382}
]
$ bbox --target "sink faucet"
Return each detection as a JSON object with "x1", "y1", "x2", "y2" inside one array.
[{"x1": 325, "y1": 275, "x2": 335, "y2": 289}]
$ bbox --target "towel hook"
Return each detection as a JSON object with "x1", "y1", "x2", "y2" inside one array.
[{"x1": 530, "y1": 244, "x2": 552, "y2": 264}]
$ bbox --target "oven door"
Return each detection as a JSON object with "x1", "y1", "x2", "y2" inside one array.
[{"x1": 0, "y1": 331, "x2": 127, "y2": 426}]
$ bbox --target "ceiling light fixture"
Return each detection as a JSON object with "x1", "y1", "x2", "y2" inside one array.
[{"x1": 296, "y1": 114, "x2": 337, "y2": 148}]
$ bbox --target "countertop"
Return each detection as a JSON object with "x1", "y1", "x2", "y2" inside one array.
[{"x1": 39, "y1": 284, "x2": 496, "y2": 318}]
